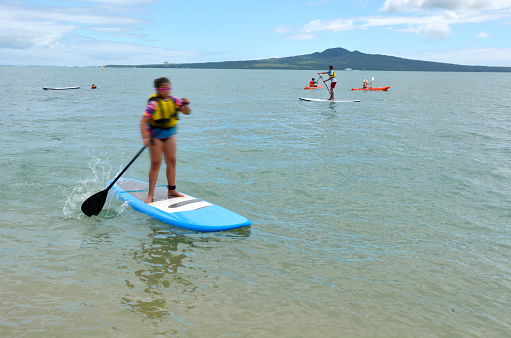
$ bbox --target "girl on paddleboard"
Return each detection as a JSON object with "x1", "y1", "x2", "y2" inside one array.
[
  {"x1": 318, "y1": 65, "x2": 337, "y2": 100},
  {"x1": 140, "y1": 77, "x2": 191, "y2": 203}
]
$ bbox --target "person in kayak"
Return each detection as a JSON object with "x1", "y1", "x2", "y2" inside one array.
[
  {"x1": 318, "y1": 65, "x2": 337, "y2": 100},
  {"x1": 91, "y1": 84, "x2": 97, "y2": 89},
  {"x1": 309, "y1": 78, "x2": 317, "y2": 87},
  {"x1": 362, "y1": 79, "x2": 369, "y2": 89},
  {"x1": 140, "y1": 77, "x2": 191, "y2": 203}
]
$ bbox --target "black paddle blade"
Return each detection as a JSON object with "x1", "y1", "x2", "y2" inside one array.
[{"x1": 81, "y1": 189, "x2": 109, "y2": 217}]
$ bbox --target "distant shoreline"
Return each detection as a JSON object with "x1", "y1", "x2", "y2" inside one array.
[{"x1": 102, "y1": 47, "x2": 511, "y2": 73}]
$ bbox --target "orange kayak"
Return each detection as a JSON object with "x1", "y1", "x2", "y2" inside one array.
[
  {"x1": 304, "y1": 85, "x2": 323, "y2": 89},
  {"x1": 351, "y1": 86, "x2": 390, "y2": 91}
]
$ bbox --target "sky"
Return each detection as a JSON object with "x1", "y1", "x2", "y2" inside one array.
[{"x1": 1, "y1": 0, "x2": 511, "y2": 67}]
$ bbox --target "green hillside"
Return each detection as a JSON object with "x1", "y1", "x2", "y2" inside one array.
[{"x1": 105, "y1": 47, "x2": 511, "y2": 72}]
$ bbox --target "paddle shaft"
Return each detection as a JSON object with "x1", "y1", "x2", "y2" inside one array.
[
  {"x1": 319, "y1": 75, "x2": 331, "y2": 95},
  {"x1": 106, "y1": 145, "x2": 147, "y2": 191}
]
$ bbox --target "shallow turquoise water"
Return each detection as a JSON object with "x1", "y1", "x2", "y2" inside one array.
[{"x1": 1, "y1": 67, "x2": 510, "y2": 336}]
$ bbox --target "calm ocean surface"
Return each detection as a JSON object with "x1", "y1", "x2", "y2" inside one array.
[{"x1": 1, "y1": 66, "x2": 510, "y2": 336}]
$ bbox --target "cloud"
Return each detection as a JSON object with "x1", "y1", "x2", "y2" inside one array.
[
  {"x1": 0, "y1": 2, "x2": 146, "y2": 50},
  {"x1": 285, "y1": 1, "x2": 511, "y2": 41},
  {"x1": 399, "y1": 21, "x2": 452, "y2": 40},
  {"x1": 284, "y1": 32, "x2": 318, "y2": 41},
  {"x1": 0, "y1": 20, "x2": 76, "y2": 49},
  {"x1": 302, "y1": 18, "x2": 355, "y2": 33},
  {"x1": 0, "y1": 3, "x2": 144, "y2": 27},
  {"x1": 76, "y1": 0, "x2": 160, "y2": 11},
  {"x1": 475, "y1": 31, "x2": 489, "y2": 38},
  {"x1": 85, "y1": 0, "x2": 158, "y2": 4},
  {"x1": 272, "y1": 25, "x2": 295, "y2": 34},
  {"x1": 297, "y1": 14, "x2": 455, "y2": 40},
  {"x1": 0, "y1": 38, "x2": 206, "y2": 66},
  {"x1": 382, "y1": 0, "x2": 511, "y2": 12},
  {"x1": 402, "y1": 47, "x2": 511, "y2": 66},
  {"x1": 378, "y1": 1, "x2": 511, "y2": 39},
  {"x1": 271, "y1": 25, "x2": 318, "y2": 40},
  {"x1": 0, "y1": 0, "x2": 205, "y2": 66}
]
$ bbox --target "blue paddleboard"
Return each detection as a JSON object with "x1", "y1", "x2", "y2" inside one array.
[{"x1": 111, "y1": 178, "x2": 251, "y2": 232}]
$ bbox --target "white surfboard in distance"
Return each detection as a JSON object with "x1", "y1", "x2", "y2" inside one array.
[
  {"x1": 299, "y1": 97, "x2": 360, "y2": 103},
  {"x1": 43, "y1": 86, "x2": 81, "y2": 90}
]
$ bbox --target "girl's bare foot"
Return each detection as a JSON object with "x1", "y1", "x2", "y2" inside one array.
[
  {"x1": 144, "y1": 195, "x2": 153, "y2": 203},
  {"x1": 168, "y1": 189, "x2": 185, "y2": 198}
]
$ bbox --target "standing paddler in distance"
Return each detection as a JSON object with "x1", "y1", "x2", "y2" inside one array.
[
  {"x1": 318, "y1": 65, "x2": 337, "y2": 100},
  {"x1": 140, "y1": 77, "x2": 191, "y2": 203}
]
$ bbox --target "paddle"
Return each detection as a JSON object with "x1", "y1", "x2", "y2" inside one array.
[
  {"x1": 81, "y1": 145, "x2": 147, "y2": 217},
  {"x1": 318, "y1": 74, "x2": 331, "y2": 95},
  {"x1": 370, "y1": 76, "x2": 374, "y2": 88}
]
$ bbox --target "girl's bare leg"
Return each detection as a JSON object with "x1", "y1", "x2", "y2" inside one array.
[
  {"x1": 144, "y1": 139, "x2": 163, "y2": 203},
  {"x1": 162, "y1": 136, "x2": 184, "y2": 197}
]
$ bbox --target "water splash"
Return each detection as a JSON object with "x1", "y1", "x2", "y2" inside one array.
[{"x1": 63, "y1": 155, "x2": 127, "y2": 218}]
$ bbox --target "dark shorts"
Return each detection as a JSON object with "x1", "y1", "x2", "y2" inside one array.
[{"x1": 331, "y1": 82, "x2": 337, "y2": 88}]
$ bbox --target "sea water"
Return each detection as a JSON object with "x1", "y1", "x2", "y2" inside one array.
[{"x1": 0, "y1": 66, "x2": 510, "y2": 336}]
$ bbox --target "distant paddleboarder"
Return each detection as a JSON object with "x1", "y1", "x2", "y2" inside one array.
[{"x1": 318, "y1": 65, "x2": 337, "y2": 100}]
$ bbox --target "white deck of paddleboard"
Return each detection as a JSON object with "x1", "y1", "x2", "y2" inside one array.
[{"x1": 149, "y1": 195, "x2": 212, "y2": 213}]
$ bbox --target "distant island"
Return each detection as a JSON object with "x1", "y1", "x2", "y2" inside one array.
[{"x1": 104, "y1": 47, "x2": 511, "y2": 72}]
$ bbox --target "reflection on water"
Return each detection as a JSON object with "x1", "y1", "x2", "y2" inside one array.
[{"x1": 121, "y1": 226, "x2": 250, "y2": 321}]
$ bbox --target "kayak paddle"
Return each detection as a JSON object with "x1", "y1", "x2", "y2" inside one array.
[{"x1": 81, "y1": 145, "x2": 147, "y2": 217}]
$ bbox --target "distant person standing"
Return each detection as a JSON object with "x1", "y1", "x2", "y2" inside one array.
[{"x1": 318, "y1": 65, "x2": 337, "y2": 100}]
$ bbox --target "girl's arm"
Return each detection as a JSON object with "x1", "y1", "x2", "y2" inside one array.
[
  {"x1": 179, "y1": 98, "x2": 191, "y2": 115},
  {"x1": 140, "y1": 115, "x2": 151, "y2": 146},
  {"x1": 140, "y1": 100, "x2": 158, "y2": 146}
]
